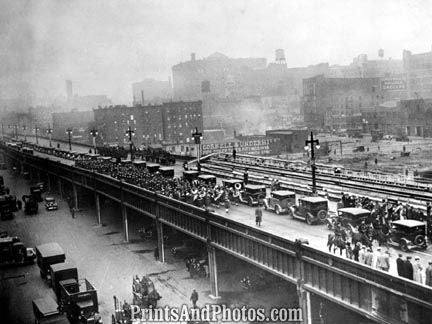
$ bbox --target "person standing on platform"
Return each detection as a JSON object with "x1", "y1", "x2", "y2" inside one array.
[
  {"x1": 413, "y1": 257, "x2": 424, "y2": 284},
  {"x1": 396, "y1": 254, "x2": 405, "y2": 277},
  {"x1": 255, "y1": 204, "x2": 263, "y2": 227},
  {"x1": 359, "y1": 246, "x2": 366, "y2": 264},
  {"x1": 365, "y1": 248, "x2": 373, "y2": 266},
  {"x1": 190, "y1": 289, "x2": 198, "y2": 308},
  {"x1": 372, "y1": 247, "x2": 381, "y2": 268},
  {"x1": 425, "y1": 261, "x2": 432, "y2": 287},
  {"x1": 378, "y1": 250, "x2": 390, "y2": 272},
  {"x1": 244, "y1": 168, "x2": 249, "y2": 185},
  {"x1": 403, "y1": 256, "x2": 414, "y2": 280},
  {"x1": 352, "y1": 242, "x2": 360, "y2": 262}
]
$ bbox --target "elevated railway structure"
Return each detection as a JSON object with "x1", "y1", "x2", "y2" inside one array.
[
  {"x1": 197, "y1": 153, "x2": 432, "y2": 208},
  {"x1": 1, "y1": 143, "x2": 432, "y2": 324}
]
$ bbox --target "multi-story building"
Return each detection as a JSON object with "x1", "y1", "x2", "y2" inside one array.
[
  {"x1": 93, "y1": 101, "x2": 203, "y2": 153},
  {"x1": 361, "y1": 100, "x2": 403, "y2": 135},
  {"x1": 399, "y1": 98, "x2": 432, "y2": 137},
  {"x1": 403, "y1": 48, "x2": 432, "y2": 99},
  {"x1": 132, "y1": 78, "x2": 172, "y2": 105},
  {"x1": 302, "y1": 75, "x2": 384, "y2": 130},
  {"x1": 172, "y1": 52, "x2": 267, "y2": 101}
]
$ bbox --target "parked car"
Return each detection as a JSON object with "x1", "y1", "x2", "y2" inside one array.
[
  {"x1": 32, "y1": 296, "x2": 69, "y2": 324},
  {"x1": 44, "y1": 197, "x2": 58, "y2": 211},
  {"x1": 239, "y1": 184, "x2": 266, "y2": 206},
  {"x1": 334, "y1": 207, "x2": 371, "y2": 235},
  {"x1": 388, "y1": 220, "x2": 427, "y2": 252},
  {"x1": 263, "y1": 190, "x2": 296, "y2": 215},
  {"x1": 288, "y1": 196, "x2": 328, "y2": 225}
]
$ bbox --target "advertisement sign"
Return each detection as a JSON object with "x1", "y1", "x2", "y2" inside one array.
[
  {"x1": 202, "y1": 138, "x2": 280, "y2": 156},
  {"x1": 381, "y1": 78, "x2": 406, "y2": 90}
]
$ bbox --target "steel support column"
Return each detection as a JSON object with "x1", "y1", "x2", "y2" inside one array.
[
  {"x1": 207, "y1": 245, "x2": 219, "y2": 299},
  {"x1": 72, "y1": 183, "x2": 78, "y2": 210},
  {"x1": 47, "y1": 174, "x2": 51, "y2": 193},
  {"x1": 95, "y1": 192, "x2": 101, "y2": 226},
  {"x1": 156, "y1": 220, "x2": 165, "y2": 262},
  {"x1": 122, "y1": 205, "x2": 129, "y2": 243},
  {"x1": 58, "y1": 178, "x2": 63, "y2": 198}
]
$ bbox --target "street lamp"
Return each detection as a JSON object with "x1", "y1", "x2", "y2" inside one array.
[
  {"x1": 34, "y1": 126, "x2": 40, "y2": 144},
  {"x1": 22, "y1": 124, "x2": 27, "y2": 142},
  {"x1": 46, "y1": 125, "x2": 53, "y2": 147},
  {"x1": 90, "y1": 127, "x2": 98, "y2": 154},
  {"x1": 192, "y1": 127, "x2": 203, "y2": 169},
  {"x1": 305, "y1": 131, "x2": 320, "y2": 194},
  {"x1": 66, "y1": 128, "x2": 73, "y2": 151},
  {"x1": 125, "y1": 126, "x2": 135, "y2": 160}
]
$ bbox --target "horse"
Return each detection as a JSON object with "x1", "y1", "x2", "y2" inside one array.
[
  {"x1": 327, "y1": 233, "x2": 347, "y2": 256},
  {"x1": 351, "y1": 231, "x2": 372, "y2": 249}
]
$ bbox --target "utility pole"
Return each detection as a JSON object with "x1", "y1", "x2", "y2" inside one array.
[
  {"x1": 34, "y1": 126, "x2": 39, "y2": 144},
  {"x1": 192, "y1": 127, "x2": 203, "y2": 170},
  {"x1": 66, "y1": 128, "x2": 73, "y2": 151},
  {"x1": 125, "y1": 126, "x2": 135, "y2": 160},
  {"x1": 46, "y1": 125, "x2": 53, "y2": 147},
  {"x1": 22, "y1": 124, "x2": 27, "y2": 142},
  {"x1": 305, "y1": 131, "x2": 320, "y2": 194},
  {"x1": 90, "y1": 127, "x2": 98, "y2": 154}
]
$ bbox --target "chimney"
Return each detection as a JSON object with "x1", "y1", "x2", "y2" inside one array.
[
  {"x1": 191, "y1": 53, "x2": 196, "y2": 61},
  {"x1": 141, "y1": 90, "x2": 144, "y2": 105}
]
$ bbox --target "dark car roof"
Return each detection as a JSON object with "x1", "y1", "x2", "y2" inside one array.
[
  {"x1": 50, "y1": 262, "x2": 77, "y2": 273},
  {"x1": 300, "y1": 196, "x2": 327, "y2": 203},
  {"x1": 392, "y1": 220, "x2": 426, "y2": 228},
  {"x1": 36, "y1": 243, "x2": 64, "y2": 258},
  {"x1": 33, "y1": 296, "x2": 59, "y2": 316}
]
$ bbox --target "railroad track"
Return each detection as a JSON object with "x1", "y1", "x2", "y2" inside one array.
[{"x1": 202, "y1": 158, "x2": 432, "y2": 205}]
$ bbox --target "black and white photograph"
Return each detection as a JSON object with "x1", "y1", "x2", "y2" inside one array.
[{"x1": 1, "y1": 0, "x2": 432, "y2": 323}]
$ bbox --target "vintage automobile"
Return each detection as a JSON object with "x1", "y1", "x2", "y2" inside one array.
[
  {"x1": 183, "y1": 170, "x2": 199, "y2": 183},
  {"x1": 288, "y1": 196, "x2": 328, "y2": 225},
  {"x1": 44, "y1": 197, "x2": 58, "y2": 211},
  {"x1": 50, "y1": 262, "x2": 78, "y2": 299},
  {"x1": 0, "y1": 236, "x2": 36, "y2": 265},
  {"x1": 388, "y1": 220, "x2": 427, "y2": 252},
  {"x1": 23, "y1": 195, "x2": 38, "y2": 215},
  {"x1": 36, "y1": 242, "x2": 66, "y2": 280},
  {"x1": 32, "y1": 296, "x2": 70, "y2": 324},
  {"x1": 263, "y1": 190, "x2": 296, "y2": 215},
  {"x1": 333, "y1": 207, "x2": 371, "y2": 235},
  {"x1": 222, "y1": 178, "x2": 243, "y2": 191},
  {"x1": 239, "y1": 184, "x2": 266, "y2": 206},
  {"x1": 198, "y1": 174, "x2": 217, "y2": 186}
]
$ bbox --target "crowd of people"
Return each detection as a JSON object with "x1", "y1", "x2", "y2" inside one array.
[{"x1": 75, "y1": 159, "x2": 235, "y2": 210}]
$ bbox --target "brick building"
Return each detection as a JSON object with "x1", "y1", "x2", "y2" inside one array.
[
  {"x1": 403, "y1": 48, "x2": 432, "y2": 99},
  {"x1": 93, "y1": 101, "x2": 203, "y2": 152}
]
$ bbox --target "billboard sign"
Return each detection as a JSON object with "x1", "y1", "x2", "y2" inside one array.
[
  {"x1": 202, "y1": 138, "x2": 280, "y2": 156},
  {"x1": 381, "y1": 78, "x2": 406, "y2": 91}
]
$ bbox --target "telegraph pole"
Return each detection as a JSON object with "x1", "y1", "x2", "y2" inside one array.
[
  {"x1": 305, "y1": 131, "x2": 320, "y2": 194},
  {"x1": 125, "y1": 126, "x2": 135, "y2": 160},
  {"x1": 34, "y1": 126, "x2": 39, "y2": 144},
  {"x1": 90, "y1": 127, "x2": 98, "y2": 154},
  {"x1": 46, "y1": 125, "x2": 53, "y2": 147},
  {"x1": 66, "y1": 128, "x2": 73, "y2": 151},
  {"x1": 192, "y1": 127, "x2": 203, "y2": 170},
  {"x1": 22, "y1": 124, "x2": 27, "y2": 142}
]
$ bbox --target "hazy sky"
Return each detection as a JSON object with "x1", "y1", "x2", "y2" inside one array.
[{"x1": 1, "y1": 0, "x2": 432, "y2": 105}]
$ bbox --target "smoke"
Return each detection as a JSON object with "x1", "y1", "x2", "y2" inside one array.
[{"x1": 0, "y1": 0, "x2": 35, "y2": 110}]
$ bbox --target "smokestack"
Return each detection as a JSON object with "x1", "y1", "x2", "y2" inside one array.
[
  {"x1": 191, "y1": 53, "x2": 196, "y2": 61},
  {"x1": 141, "y1": 90, "x2": 144, "y2": 105}
]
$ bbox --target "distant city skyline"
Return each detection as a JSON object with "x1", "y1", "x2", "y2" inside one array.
[{"x1": 1, "y1": 0, "x2": 432, "y2": 106}]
